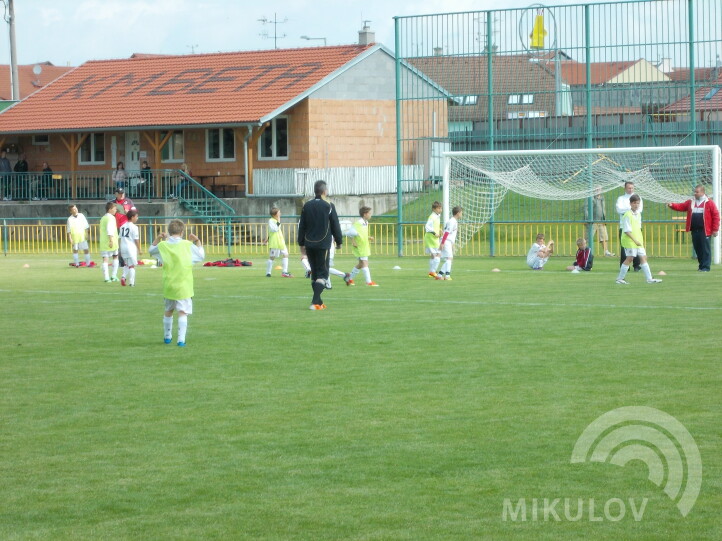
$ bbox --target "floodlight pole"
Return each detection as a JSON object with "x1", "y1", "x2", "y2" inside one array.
[{"x1": 8, "y1": 0, "x2": 19, "y2": 101}]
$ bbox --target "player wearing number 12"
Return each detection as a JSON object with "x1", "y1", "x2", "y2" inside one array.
[{"x1": 119, "y1": 209, "x2": 140, "y2": 287}]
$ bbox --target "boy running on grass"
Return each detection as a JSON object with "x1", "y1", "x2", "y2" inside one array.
[
  {"x1": 437, "y1": 206, "x2": 462, "y2": 280},
  {"x1": 425, "y1": 201, "x2": 442, "y2": 277},
  {"x1": 345, "y1": 206, "x2": 378, "y2": 286},
  {"x1": 616, "y1": 194, "x2": 662, "y2": 285},
  {"x1": 149, "y1": 220, "x2": 205, "y2": 346}
]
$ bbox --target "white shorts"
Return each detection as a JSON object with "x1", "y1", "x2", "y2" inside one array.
[
  {"x1": 101, "y1": 250, "x2": 118, "y2": 258},
  {"x1": 165, "y1": 298, "x2": 193, "y2": 314},
  {"x1": 121, "y1": 254, "x2": 138, "y2": 266},
  {"x1": 357, "y1": 256, "x2": 368, "y2": 262},
  {"x1": 426, "y1": 247, "x2": 440, "y2": 256},
  {"x1": 269, "y1": 248, "x2": 288, "y2": 258},
  {"x1": 72, "y1": 241, "x2": 89, "y2": 251},
  {"x1": 623, "y1": 246, "x2": 646, "y2": 258},
  {"x1": 440, "y1": 242, "x2": 454, "y2": 259},
  {"x1": 528, "y1": 256, "x2": 548, "y2": 269}
]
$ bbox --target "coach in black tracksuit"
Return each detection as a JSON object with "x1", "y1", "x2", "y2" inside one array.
[{"x1": 297, "y1": 180, "x2": 343, "y2": 309}]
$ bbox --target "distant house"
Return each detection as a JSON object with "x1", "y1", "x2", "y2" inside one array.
[
  {"x1": 0, "y1": 61, "x2": 74, "y2": 100},
  {"x1": 410, "y1": 53, "x2": 573, "y2": 132},
  {"x1": 550, "y1": 58, "x2": 672, "y2": 114},
  {"x1": 0, "y1": 42, "x2": 447, "y2": 197},
  {"x1": 660, "y1": 72, "x2": 722, "y2": 121}
]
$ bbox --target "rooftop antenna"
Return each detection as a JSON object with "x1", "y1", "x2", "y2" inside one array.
[
  {"x1": 258, "y1": 13, "x2": 287, "y2": 49},
  {"x1": 31, "y1": 63, "x2": 42, "y2": 87},
  {"x1": 187, "y1": 44, "x2": 199, "y2": 54}
]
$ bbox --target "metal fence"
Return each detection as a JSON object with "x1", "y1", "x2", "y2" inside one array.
[
  {"x1": 0, "y1": 169, "x2": 188, "y2": 202},
  {"x1": 394, "y1": 0, "x2": 722, "y2": 227},
  {"x1": 0, "y1": 218, "x2": 696, "y2": 259}
]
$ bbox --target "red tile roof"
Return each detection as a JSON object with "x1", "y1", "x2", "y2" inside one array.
[
  {"x1": 662, "y1": 72, "x2": 722, "y2": 113},
  {"x1": 0, "y1": 45, "x2": 374, "y2": 133},
  {"x1": 0, "y1": 62, "x2": 74, "y2": 100},
  {"x1": 553, "y1": 59, "x2": 637, "y2": 86}
]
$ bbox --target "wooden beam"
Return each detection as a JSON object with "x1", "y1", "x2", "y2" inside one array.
[{"x1": 142, "y1": 130, "x2": 176, "y2": 197}]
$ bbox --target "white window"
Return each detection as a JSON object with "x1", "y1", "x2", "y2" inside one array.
[
  {"x1": 454, "y1": 95, "x2": 478, "y2": 106},
  {"x1": 508, "y1": 94, "x2": 534, "y2": 105},
  {"x1": 259, "y1": 117, "x2": 288, "y2": 160},
  {"x1": 32, "y1": 134, "x2": 49, "y2": 145},
  {"x1": 78, "y1": 133, "x2": 105, "y2": 165},
  {"x1": 206, "y1": 128, "x2": 235, "y2": 162},
  {"x1": 161, "y1": 130, "x2": 184, "y2": 162}
]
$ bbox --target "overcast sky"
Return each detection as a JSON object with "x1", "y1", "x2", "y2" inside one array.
[{"x1": 2, "y1": 0, "x2": 624, "y2": 67}]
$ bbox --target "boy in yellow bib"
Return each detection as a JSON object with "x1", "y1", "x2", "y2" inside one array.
[
  {"x1": 99, "y1": 201, "x2": 119, "y2": 282},
  {"x1": 345, "y1": 206, "x2": 378, "y2": 286},
  {"x1": 265, "y1": 207, "x2": 292, "y2": 277},
  {"x1": 425, "y1": 201, "x2": 442, "y2": 277},
  {"x1": 616, "y1": 195, "x2": 662, "y2": 285},
  {"x1": 67, "y1": 204, "x2": 93, "y2": 267},
  {"x1": 149, "y1": 220, "x2": 205, "y2": 346}
]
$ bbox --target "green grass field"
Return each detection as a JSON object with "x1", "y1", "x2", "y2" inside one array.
[{"x1": 1, "y1": 254, "x2": 720, "y2": 540}]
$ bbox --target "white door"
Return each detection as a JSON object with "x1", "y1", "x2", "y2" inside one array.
[{"x1": 125, "y1": 131, "x2": 141, "y2": 172}]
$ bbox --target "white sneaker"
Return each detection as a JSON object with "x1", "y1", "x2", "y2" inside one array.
[
  {"x1": 647, "y1": 279, "x2": 662, "y2": 284},
  {"x1": 615, "y1": 279, "x2": 629, "y2": 284},
  {"x1": 571, "y1": 268, "x2": 580, "y2": 274},
  {"x1": 605, "y1": 251, "x2": 615, "y2": 257}
]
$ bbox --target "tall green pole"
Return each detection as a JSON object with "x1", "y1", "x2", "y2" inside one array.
[
  {"x1": 585, "y1": 4, "x2": 594, "y2": 249},
  {"x1": 487, "y1": 12, "x2": 496, "y2": 257},
  {"x1": 394, "y1": 16, "x2": 404, "y2": 257},
  {"x1": 688, "y1": 0, "x2": 697, "y2": 146}
]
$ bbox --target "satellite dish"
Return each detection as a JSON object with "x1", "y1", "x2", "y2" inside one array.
[{"x1": 32, "y1": 64, "x2": 42, "y2": 75}]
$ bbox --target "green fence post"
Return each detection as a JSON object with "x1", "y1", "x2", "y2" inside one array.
[
  {"x1": 394, "y1": 15, "x2": 404, "y2": 257},
  {"x1": 226, "y1": 218, "x2": 232, "y2": 259},
  {"x1": 487, "y1": 11, "x2": 496, "y2": 257},
  {"x1": 2, "y1": 219, "x2": 6, "y2": 256}
]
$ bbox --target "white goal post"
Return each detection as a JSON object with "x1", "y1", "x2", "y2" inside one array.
[{"x1": 442, "y1": 145, "x2": 721, "y2": 264}]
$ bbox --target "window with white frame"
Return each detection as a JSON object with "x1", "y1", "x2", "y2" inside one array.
[
  {"x1": 32, "y1": 134, "x2": 49, "y2": 145},
  {"x1": 78, "y1": 133, "x2": 105, "y2": 165},
  {"x1": 161, "y1": 130, "x2": 184, "y2": 162},
  {"x1": 508, "y1": 94, "x2": 534, "y2": 105},
  {"x1": 206, "y1": 128, "x2": 235, "y2": 161},
  {"x1": 259, "y1": 117, "x2": 288, "y2": 160}
]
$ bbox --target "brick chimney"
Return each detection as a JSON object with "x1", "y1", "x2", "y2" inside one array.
[{"x1": 358, "y1": 22, "x2": 375, "y2": 46}]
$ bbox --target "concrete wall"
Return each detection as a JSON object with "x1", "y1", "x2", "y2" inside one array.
[{"x1": 0, "y1": 193, "x2": 404, "y2": 222}]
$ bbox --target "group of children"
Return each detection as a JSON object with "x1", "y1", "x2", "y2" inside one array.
[
  {"x1": 526, "y1": 193, "x2": 661, "y2": 284},
  {"x1": 67, "y1": 190, "x2": 666, "y2": 348}
]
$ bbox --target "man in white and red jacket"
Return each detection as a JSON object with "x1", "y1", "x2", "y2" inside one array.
[{"x1": 668, "y1": 185, "x2": 720, "y2": 272}]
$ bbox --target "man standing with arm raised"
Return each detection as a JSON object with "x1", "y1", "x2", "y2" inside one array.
[{"x1": 297, "y1": 180, "x2": 343, "y2": 311}]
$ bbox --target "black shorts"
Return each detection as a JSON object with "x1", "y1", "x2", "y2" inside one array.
[{"x1": 305, "y1": 247, "x2": 329, "y2": 281}]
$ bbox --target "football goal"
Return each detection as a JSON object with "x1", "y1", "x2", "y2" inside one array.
[{"x1": 442, "y1": 145, "x2": 721, "y2": 264}]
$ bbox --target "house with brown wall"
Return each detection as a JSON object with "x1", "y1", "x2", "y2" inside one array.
[{"x1": 0, "y1": 42, "x2": 448, "y2": 200}]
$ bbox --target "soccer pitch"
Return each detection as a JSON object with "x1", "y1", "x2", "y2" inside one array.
[{"x1": 1, "y1": 254, "x2": 720, "y2": 540}]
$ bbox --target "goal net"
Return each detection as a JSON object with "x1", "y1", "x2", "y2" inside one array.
[{"x1": 442, "y1": 145, "x2": 721, "y2": 263}]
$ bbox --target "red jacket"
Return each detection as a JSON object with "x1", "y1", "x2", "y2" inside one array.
[{"x1": 669, "y1": 198, "x2": 720, "y2": 236}]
